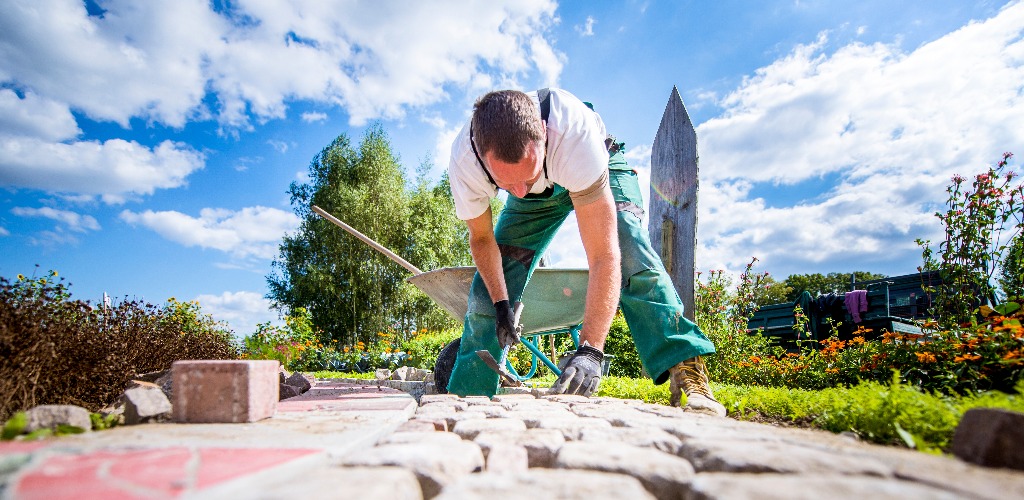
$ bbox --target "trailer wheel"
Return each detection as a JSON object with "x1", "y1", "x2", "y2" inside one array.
[{"x1": 434, "y1": 338, "x2": 460, "y2": 394}]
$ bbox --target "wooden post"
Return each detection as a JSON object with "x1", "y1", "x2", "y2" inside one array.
[{"x1": 649, "y1": 87, "x2": 698, "y2": 322}]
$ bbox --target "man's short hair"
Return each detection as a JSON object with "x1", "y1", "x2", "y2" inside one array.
[{"x1": 471, "y1": 90, "x2": 545, "y2": 163}]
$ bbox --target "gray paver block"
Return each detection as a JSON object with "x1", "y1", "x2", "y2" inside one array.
[
  {"x1": 435, "y1": 468, "x2": 657, "y2": 499},
  {"x1": 474, "y1": 433, "x2": 529, "y2": 473},
  {"x1": 172, "y1": 360, "x2": 279, "y2": 423},
  {"x1": 952, "y1": 407, "x2": 1024, "y2": 471},
  {"x1": 534, "y1": 417, "x2": 612, "y2": 440},
  {"x1": 258, "y1": 466, "x2": 423, "y2": 500},
  {"x1": 24, "y1": 405, "x2": 92, "y2": 432},
  {"x1": 341, "y1": 440, "x2": 483, "y2": 498},
  {"x1": 123, "y1": 385, "x2": 172, "y2": 424},
  {"x1": 679, "y1": 438, "x2": 891, "y2": 476},
  {"x1": 462, "y1": 405, "x2": 508, "y2": 418},
  {"x1": 380, "y1": 431, "x2": 465, "y2": 446},
  {"x1": 555, "y1": 441, "x2": 695, "y2": 500},
  {"x1": 452, "y1": 418, "x2": 527, "y2": 440},
  {"x1": 420, "y1": 394, "x2": 460, "y2": 405},
  {"x1": 683, "y1": 473, "x2": 963, "y2": 500},
  {"x1": 515, "y1": 428, "x2": 566, "y2": 468},
  {"x1": 578, "y1": 426, "x2": 683, "y2": 455}
]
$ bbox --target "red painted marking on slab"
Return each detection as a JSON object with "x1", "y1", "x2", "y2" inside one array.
[{"x1": 13, "y1": 447, "x2": 320, "y2": 499}]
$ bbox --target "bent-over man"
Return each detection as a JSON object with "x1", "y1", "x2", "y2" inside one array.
[{"x1": 442, "y1": 88, "x2": 725, "y2": 416}]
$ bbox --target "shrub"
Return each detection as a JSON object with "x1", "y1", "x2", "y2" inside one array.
[
  {"x1": 0, "y1": 270, "x2": 238, "y2": 421},
  {"x1": 918, "y1": 152, "x2": 1023, "y2": 328}
]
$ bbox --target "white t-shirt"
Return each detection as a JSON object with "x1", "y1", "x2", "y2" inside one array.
[{"x1": 448, "y1": 88, "x2": 609, "y2": 220}]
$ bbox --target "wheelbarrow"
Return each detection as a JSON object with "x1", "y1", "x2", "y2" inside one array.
[{"x1": 312, "y1": 206, "x2": 588, "y2": 382}]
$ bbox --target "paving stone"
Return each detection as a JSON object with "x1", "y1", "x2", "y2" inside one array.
[
  {"x1": 541, "y1": 394, "x2": 593, "y2": 404},
  {"x1": 578, "y1": 426, "x2": 683, "y2": 455},
  {"x1": 511, "y1": 410, "x2": 580, "y2": 429},
  {"x1": 421, "y1": 411, "x2": 483, "y2": 431},
  {"x1": 462, "y1": 405, "x2": 508, "y2": 418},
  {"x1": 285, "y1": 372, "x2": 314, "y2": 393},
  {"x1": 534, "y1": 417, "x2": 613, "y2": 440},
  {"x1": 24, "y1": 405, "x2": 92, "y2": 432},
  {"x1": 452, "y1": 418, "x2": 527, "y2": 440},
  {"x1": 379, "y1": 431, "x2": 465, "y2": 446},
  {"x1": 280, "y1": 383, "x2": 302, "y2": 400},
  {"x1": 952, "y1": 407, "x2": 1024, "y2": 471},
  {"x1": 515, "y1": 428, "x2": 566, "y2": 468},
  {"x1": 474, "y1": 432, "x2": 529, "y2": 473},
  {"x1": 172, "y1": 360, "x2": 279, "y2": 423},
  {"x1": 683, "y1": 473, "x2": 963, "y2": 500},
  {"x1": 420, "y1": 394, "x2": 460, "y2": 405},
  {"x1": 462, "y1": 396, "x2": 492, "y2": 405},
  {"x1": 678, "y1": 438, "x2": 891, "y2": 476},
  {"x1": 635, "y1": 403, "x2": 687, "y2": 418},
  {"x1": 260, "y1": 466, "x2": 423, "y2": 499},
  {"x1": 555, "y1": 441, "x2": 695, "y2": 500},
  {"x1": 570, "y1": 403, "x2": 648, "y2": 421},
  {"x1": 435, "y1": 468, "x2": 657, "y2": 499},
  {"x1": 417, "y1": 401, "x2": 469, "y2": 412},
  {"x1": 395, "y1": 419, "x2": 447, "y2": 433},
  {"x1": 342, "y1": 440, "x2": 484, "y2": 498},
  {"x1": 122, "y1": 384, "x2": 172, "y2": 425},
  {"x1": 490, "y1": 394, "x2": 539, "y2": 403}
]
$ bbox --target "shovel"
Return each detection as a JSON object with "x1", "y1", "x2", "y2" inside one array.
[{"x1": 476, "y1": 301, "x2": 524, "y2": 387}]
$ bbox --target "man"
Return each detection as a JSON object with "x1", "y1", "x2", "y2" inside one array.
[{"x1": 443, "y1": 88, "x2": 725, "y2": 416}]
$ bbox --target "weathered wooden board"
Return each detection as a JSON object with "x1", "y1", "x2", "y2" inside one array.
[{"x1": 648, "y1": 87, "x2": 698, "y2": 321}]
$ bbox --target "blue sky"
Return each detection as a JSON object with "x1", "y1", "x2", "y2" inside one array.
[{"x1": 2, "y1": 0, "x2": 1022, "y2": 336}]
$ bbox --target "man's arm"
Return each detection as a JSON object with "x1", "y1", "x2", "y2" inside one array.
[
  {"x1": 465, "y1": 207, "x2": 508, "y2": 304},
  {"x1": 573, "y1": 187, "x2": 621, "y2": 350}
]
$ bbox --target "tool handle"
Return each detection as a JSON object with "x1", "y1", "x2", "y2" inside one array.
[{"x1": 311, "y1": 205, "x2": 423, "y2": 275}]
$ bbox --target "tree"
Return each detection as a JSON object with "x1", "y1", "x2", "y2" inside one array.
[
  {"x1": 999, "y1": 231, "x2": 1024, "y2": 299},
  {"x1": 267, "y1": 125, "x2": 469, "y2": 347},
  {"x1": 782, "y1": 271, "x2": 887, "y2": 302},
  {"x1": 751, "y1": 274, "x2": 791, "y2": 307}
]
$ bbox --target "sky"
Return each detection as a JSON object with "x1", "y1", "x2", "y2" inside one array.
[{"x1": 1, "y1": 0, "x2": 1022, "y2": 337}]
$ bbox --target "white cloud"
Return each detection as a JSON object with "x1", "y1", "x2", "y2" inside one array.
[
  {"x1": 0, "y1": 137, "x2": 205, "y2": 204},
  {"x1": 0, "y1": 89, "x2": 80, "y2": 141},
  {"x1": 0, "y1": 226, "x2": 9, "y2": 237},
  {"x1": 267, "y1": 139, "x2": 291, "y2": 154},
  {"x1": 119, "y1": 206, "x2": 301, "y2": 260},
  {"x1": 0, "y1": 0, "x2": 562, "y2": 128},
  {"x1": 194, "y1": 290, "x2": 281, "y2": 338},
  {"x1": 11, "y1": 206, "x2": 100, "y2": 232},
  {"x1": 693, "y1": 2, "x2": 1024, "y2": 277},
  {"x1": 301, "y1": 111, "x2": 328, "y2": 123},
  {"x1": 575, "y1": 16, "x2": 596, "y2": 37}
]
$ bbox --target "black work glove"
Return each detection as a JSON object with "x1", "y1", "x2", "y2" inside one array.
[
  {"x1": 494, "y1": 300, "x2": 519, "y2": 349},
  {"x1": 550, "y1": 344, "x2": 603, "y2": 397}
]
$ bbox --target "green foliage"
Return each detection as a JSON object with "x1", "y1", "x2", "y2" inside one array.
[
  {"x1": 918, "y1": 152, "x2": 1023, "y2": 329},
  {"x1": 403, "y1": 327, "x2": 461, "y2": 369},
  {"x1": 781, "y1": 271, "x2": 887, "y2": 302},
  {"x1": 751, "y1": 274, "x2": 792, "y2": 307},
  {"x1": 1, "y1": 411, "x2": 26, "y2": 440},
  {"x1": 603, "y1": 313, "x2": 643, "y2": 378},
  {"x1": 999, "y1": 231, "x2": 1024, "y2": 299},
  {"x1": 267, "y1": 126, "x2": 470, "y2": 348}
]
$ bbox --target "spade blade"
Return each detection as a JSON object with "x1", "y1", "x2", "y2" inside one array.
[{"x1": 475, "y1": 350, "x2": 522, "y2": 387}]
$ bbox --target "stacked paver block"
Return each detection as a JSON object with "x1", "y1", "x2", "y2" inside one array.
[{"x1": 172, "y1": 360, "x2": 279, "y2": 423}]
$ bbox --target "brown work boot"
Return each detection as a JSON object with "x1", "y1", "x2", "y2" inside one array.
[{"x1": 669, "y1": 356, "x2": 727, "y2": 417}]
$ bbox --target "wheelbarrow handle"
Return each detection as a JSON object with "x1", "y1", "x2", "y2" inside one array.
[{"x1": 311, "y1": 205, "x2": 423, "y2": 275}]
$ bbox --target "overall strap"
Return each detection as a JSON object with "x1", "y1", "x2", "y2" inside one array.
[{"x1": 472, "y1": 88, "x2": 552, "y2": 189}]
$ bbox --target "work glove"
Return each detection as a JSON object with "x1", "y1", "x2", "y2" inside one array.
[
  {"x1": 494, "y1": 300, "x2": 519, "y2": 349},
  {"x1": 549, "y1": 344, "x2": 603, "y2": 397}
]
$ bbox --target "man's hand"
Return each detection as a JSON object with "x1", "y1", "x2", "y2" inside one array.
[
  {"x1": 494, "y1": 300, "x2": 519, "y2": 349},
  {"x1": 550, "y1": 344, "x2": 603, "y2": 396}
]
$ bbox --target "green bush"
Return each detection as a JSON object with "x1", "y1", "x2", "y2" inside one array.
[
  {"x1": 0, "y1": 270, "x2": 239, "y2": 421},
  {"x1": 603, "y1": 313, "x2": 643, "y2": 378}
]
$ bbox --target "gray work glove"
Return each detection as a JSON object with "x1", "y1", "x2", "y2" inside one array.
[
  {"x1": 550, "y1": 344, "x2": 603, "y2": 397},
  {"x1": 494, "y1": 300, "x2": 519, "y2": 349}
]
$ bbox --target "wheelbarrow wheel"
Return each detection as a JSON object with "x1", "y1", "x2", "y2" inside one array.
[{"x1": 434, "y1": 337, "x2": 460, "y2": 394}]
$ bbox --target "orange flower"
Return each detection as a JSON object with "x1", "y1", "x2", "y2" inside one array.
[
  {"x1": 825, "y1": 368, "x2": 839, "y2": 374},
  {"x1": 954, "y1": 353, "x2": 981, "y2": 362},
  {"x1": 749, "y1": 356, "x2": 762, "y2": 364},
  {"x1": 850, "y1": 336, "x2": 865, "y2": 346},
  {"x1": 916, "y1": 352, "x2": 937, "y2": 363}
]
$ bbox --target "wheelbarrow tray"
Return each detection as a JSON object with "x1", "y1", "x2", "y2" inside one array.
[{"x1": 407, "y1": 266, "x2": 589, "y2": 336}]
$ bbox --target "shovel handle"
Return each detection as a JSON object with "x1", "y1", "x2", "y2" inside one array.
[{"x1": 311, "y1": 205, "x2": 423, "y2": 275}]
